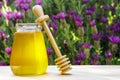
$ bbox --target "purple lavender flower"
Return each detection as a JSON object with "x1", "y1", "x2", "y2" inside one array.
[
  {"x1": 5, "y1": 47, "x2": 12, "y2": 55},
  {"x1": 0, "y1": 1, "x2": 2, "y2": 8},
  {"x1": 36, "y1": 0, "x2": 42, "y2": 5},
  {"x1": 5, "y1": 12, "x2": 13, "y2": 20},
  {"x1": 0, "y1": 31, "x2": 4, "y2": 36},
  {"x1": 20, "y1": 3, "x2": 30, "y2": 11},
  {"x1": 5, "y1": 11, "x2": 22, "y2": 20},
  {"x1": 96, "y1": 13, "x2": 102, "y2": 17},
  {"x1": 68, "y1": 10, "x2": 76, "y2": 16},
  {"x1": 90, "y1": 59, "x2": 95, "y2": 65},
  {"x1": 74, "y1": 15, "x2": 81, "y2": 21},
  {"x1": 113, "y1": 18, "x2": 118, "y2": 23},
  {"x1": 113, "y1": 26, "x2": 120, "y2": 33},
  {"x1": 52, "y1": 23, "x2": 58, "y2": 30},
  {"x1": 0, "y1": 12, "x2": 2, "y2": 17},
  {"x1": 57, "y1": 12, "x2": 66, "y2": 19},
  {"x1": 85, "y1": 10, "x2": 93, "y2": 15},
  {"x1": 109, "y1": 35, "x2": 120, "y2": 44},
  {"x1": 105, "y1": 50, "x2": 112, "y2": 58},
  {"x1": 0, "y1": 31, "x2": 6, "y2": 40},
  {"x1": 101, "y1": 16, "x2": 108, "y2": 23},
  {"x1": 110, "y1": 6, "x2": 115, "y2": 11},
  {"x1": 82, "y1": 0, "x2": 90, "y2": 3},
  {"x1": 110, "y1": 25, "x2": 115, "y2": 31},
  {"x1": 0, "y1": 31, "x2": 4, "y2": 40},
  {"x1": 73, "y1": 59, "x2": 80, "y2": 65},
  {"x1": 116, "y1": 22, "x2": 120, "y2": 32},
  {"x1": 90, "y1": 20, "x2": 95, "y2": 26},
  {"x1": 16, "y1": 0, "x2": 32, "y2": 3},
  {"x1": 78, "y1": 43, "x2": 83, "y2": 47},
  {"x1": 83, "y1": 43, "x2": 91, "y2": 49},
  {"x1": 13, "y1": 12, "x2": 22, "y2": 19},
  {"x1": 4, "y1": 35, "x2": 9, "y2": 40},
  {"x1": 47, "y1": 22, "x2": 51, "y2": 27},
  {"x1": 103, "y1": 5, "x2": 109, "y2": 11},
  {"x1": 6, "y1": 0, "x2": 9, "y2": 3},
  {"x1": 15, "y1": 0, "x2": 21, "y2": 8},
  {"x1": 27, "y1": 0, "x2": 32, "y2": 3},
  {"x1": 15, "y1": 0, "x2": 23, "y2": 3},
  {"x1": 102, "y1": 30, "x2": 109, "y2": 40},
  {"x1": 77, "y1": 52, "x2": 86, "y2": 60},
  {"x1": 117, "y1": 22, "x2": 120, "y2": 26},
  {"x1": 0, "y1": 62, "x2": 7, "y2": 66},
  {"x1": 92, "y1": 32, "x2": 102, "y2": 41},
  {"x1": 110, "y1": 22, "x2": 120, "y2": 33},
  {"x1": 51, "y1": 15, "x2": 58, "y2": 21},
  {"x1": 0, "y1": 31, "x2": 9, "y2": 40},
  {"x1": 92, "y1": 54, "x2": 100, "y2": 60},
  {"x1": 15, "y1": 4, "x2": 19, "y2": 8},
  {"x1": 15, "y1": 0, "x2": 31, "y2": 11},
  {"x1": 75, "y1": 21, "x2": 83, "y2": 27},
  {"x1": 90, "y1": 6, "x2": 96, "y2": 12},
  {"x1": 47, "y1": 47, "x2": 53, "y2": 55}
]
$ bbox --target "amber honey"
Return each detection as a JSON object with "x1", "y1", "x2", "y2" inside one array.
[{"x1": 10, "y1": 23, "x2": 48, "y2": 76}]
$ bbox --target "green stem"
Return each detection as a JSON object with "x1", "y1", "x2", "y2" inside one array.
[
  {"x1": 106, "y1": 58, "x2": 111, "y2": 65},
  {"x1": 0, "y1": 55, "x2": 6, "y2": 62},
  {"x1": 86, "y1": 24, "x2": 90, "y2": 42},
  {"x1": 2, "y1": 41, "x2": 7, "y2": 47}
]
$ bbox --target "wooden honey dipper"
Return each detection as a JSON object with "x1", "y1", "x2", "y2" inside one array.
[{"x1": 32, "y1": 5, "x2": 72, "y2": 74}]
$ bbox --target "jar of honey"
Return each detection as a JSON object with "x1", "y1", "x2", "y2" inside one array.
[{"x1": 10, "y1": 23, "x2": 48, "y2": 76}]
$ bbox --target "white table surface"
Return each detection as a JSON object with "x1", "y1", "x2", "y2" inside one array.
[{"x1": 0, "y1": 66, "x2": 120, "y2": 80}]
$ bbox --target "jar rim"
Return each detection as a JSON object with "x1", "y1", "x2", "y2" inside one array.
[
  {"x1": 16, "y1": 23, "x2": 40, "y2": 27},
  {"x1": 16, "y1": 23, "x2": 42, "y2": 32}
]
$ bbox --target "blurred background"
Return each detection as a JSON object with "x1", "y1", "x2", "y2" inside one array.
[{"x1": 0, "y1": 0, "x2": 120, "y2": 65}]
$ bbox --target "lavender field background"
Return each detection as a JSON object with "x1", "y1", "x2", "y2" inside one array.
[{"x1": 0, "y1": 0, "x2": 120, "y2": 65}]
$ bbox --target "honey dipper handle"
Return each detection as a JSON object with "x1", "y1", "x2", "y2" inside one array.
[
  {"x1": 42, "y1": 22, "x2": 62, "y2": 57},
  {"x1": 32, "y1": 5, "x2": 44, "y2": 17},
  {"x1": 32, "y1": 5, "x2": 62, "y2": 57}
]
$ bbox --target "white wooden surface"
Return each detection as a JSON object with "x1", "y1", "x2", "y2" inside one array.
[{"x1": 0, "y1": 66, "x2": 120, "y2": 80}]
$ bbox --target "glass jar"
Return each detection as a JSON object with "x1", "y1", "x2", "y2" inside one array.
[{"x1": 10, "y1": 23, "x2": 48, "y2": 76}]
